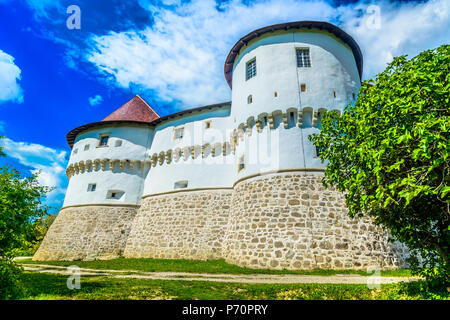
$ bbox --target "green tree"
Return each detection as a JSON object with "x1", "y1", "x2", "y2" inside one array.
[
  {"x1": 310, "y1": 45, "x2": 449, "y2": 286},
  {"x1": 22, "y1": 213, "x2": 57, "y2": 255},
  {"x1": 0, "y1": 136, "x2": 52, "y2": 299}
]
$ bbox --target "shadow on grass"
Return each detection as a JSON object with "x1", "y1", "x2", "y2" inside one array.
[{"x1": 19, "y1": 257, "x2": 412, "y2": 277}]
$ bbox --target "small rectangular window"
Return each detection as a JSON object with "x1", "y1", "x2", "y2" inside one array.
[
  {"x1": 99, "y1": 135, "x2": 109, "y2": 147},
  {"x1": 107, "y1": 190, "x2": 124, "y2": 200},
  {"x1": 315, "y1": 146, "x2": 325, "y2": 158},
  {"x1": 296, "y1": 48, "x2": 311, "y2": 68},
  {"x1": 205, "y1": 121, "x2": 211, "y2": 129},
  {"x1": 84, "y1": 144, "x2": 90, "y2": 151},
  {"x1": 73, "y1": 148, "x2": 78, "y2": 154},
  {"x1": 115, "y1": 140, "x2": 123, "y2": 147},
  {"x1": 238, "y1": 154, "x2": 245, "y2": 173},
  {"x1": 246, "y1": 59, "x2": 256, "y2": 80},
  {"x1": 174, "y1": 127, "x2": 184, "y2": 140},
  {"x1": 301, "y1": 84, "x2": 307, "y2": 92},
  {"x1": 87, "y1": 183, "x2": 96, "y2": 192},
  {"x1": 174, "y1": 180, "x2": 188, "y2": 189}
]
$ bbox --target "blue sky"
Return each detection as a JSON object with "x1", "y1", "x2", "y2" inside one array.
[{"x1": 0, "y1": 0, "x2": 448, "y2": 211}]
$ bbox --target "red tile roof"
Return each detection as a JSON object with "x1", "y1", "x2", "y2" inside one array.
[{"x1": 102, "y1": 95, "x2": 159, "y2": 123}]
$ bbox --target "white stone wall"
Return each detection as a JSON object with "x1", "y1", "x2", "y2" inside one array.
[
  {"x1": 63, "y1": 28, "x2": 361, "y2": 203},
  {"x1": 64, "y1": 124, "x2": 153, "y2": 206}
]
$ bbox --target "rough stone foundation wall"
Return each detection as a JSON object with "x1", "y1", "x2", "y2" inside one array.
[
  {"x1": 123, "y1": 190, "x2": 232, "y2": 260},
  {"x1": 34, "y1": 172, "x2": 409, "y2": 269},
  {"x1": 33, "y1": 205, "x2": 138, "y2": 261},
  {"x1": 223, "y1": 172, "x2": 408, "y2": 270}
]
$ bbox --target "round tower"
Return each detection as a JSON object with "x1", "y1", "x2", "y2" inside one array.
[
  {"x1": 33, "y1": 96, "x2": 159, "y2": 261},
  {"x1": 63, "y1": 95, "x2": 158, "y2": 207},
  {"x1": 225, "y1": 21, "x2": 362, "y2": 178}
]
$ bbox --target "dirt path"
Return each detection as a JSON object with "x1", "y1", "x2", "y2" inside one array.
[{"x1": 21, "y1": 263, "x2": 420, "y2": 285}]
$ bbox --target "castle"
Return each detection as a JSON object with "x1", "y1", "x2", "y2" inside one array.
[{"x1": 34, "y1": 21, "x2": 408, "y2": 270}]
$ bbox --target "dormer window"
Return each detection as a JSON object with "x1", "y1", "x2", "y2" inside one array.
[
  {"x1": 246, "y1": 58, "x2": 256, "y2": 80},
  {"x1": 296, "y1": 48, "x2": 311, "y2": 67},
  {"x1": 84, "y1": 144, "x2": 90, "y2": 151}
]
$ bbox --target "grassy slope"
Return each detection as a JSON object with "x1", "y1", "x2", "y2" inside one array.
[
  {"x1": 20, "y1": 272, "x2": 448, "y2": 300},
  {"x1": 20, "y1": 257, "x2": 412, "y2": 277}
]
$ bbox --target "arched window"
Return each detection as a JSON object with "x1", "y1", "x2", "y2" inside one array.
[{"x1": 247, "y1": 95, "x2": 253, "y2": 104}]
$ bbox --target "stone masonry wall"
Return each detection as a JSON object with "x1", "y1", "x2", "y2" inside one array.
[
  {"x1": 222, "y1": 172, "x2": 409, "y2": 270},
  {"x1": 34, "y1": 172, "x2": 409, "y2": 269},
  {"x1": 123, "y1": 190, "x2": 232, "y2": 260},
  {"x1": 33, "y1": 205, "x2": 138, "y2": 261}
]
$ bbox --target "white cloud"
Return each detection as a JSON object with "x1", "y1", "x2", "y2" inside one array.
[
  {"x1": 86, "y1": 0, "x2": 337, "y2": 108},
  {"x1": 89, "y1": 94, "x2": 103, "y2": 106},
  {"x1": 0, "y1": 137, "x2": 68, "y2": 209},
  {"x1": 78, "y1": 0, "x2": 450, "y2": 109},
  {"x1": 340, "y1": 0, "x2": 450, "y2": 80},
  {"x1": 0, "y1": 49, "x2": 24, "y2": 104}
]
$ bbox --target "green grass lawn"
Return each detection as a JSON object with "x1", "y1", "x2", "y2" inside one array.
[
  {"x1": 19, "y1": 257, "x2": 412, "y2": 277},
  {"x1": 19, "y1": 272, "x2": 448, "y2": 300}
]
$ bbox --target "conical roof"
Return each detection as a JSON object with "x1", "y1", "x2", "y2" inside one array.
[{"x1": 102, "y1": 95, "x2": 159, "y2": 122}]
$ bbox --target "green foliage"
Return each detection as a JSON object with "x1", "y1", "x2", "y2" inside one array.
[
  {"x1": 0, "y1": 165, "x2": 51, "y2": 258},
  {"x1": 14, "y1": 214, "x2": 57, "y2": 256},
  {"x1": 0, "y1": 136, "x2": 52, "y2": 299},
  {"x1": 0, "y1": 258, "x2": 24, "y2": 300},
  {"x1": 310, "y1": 45, "x2": 450, "y2": 286}
]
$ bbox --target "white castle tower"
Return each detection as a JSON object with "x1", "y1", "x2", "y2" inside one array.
[{"x1": 35, "y1": 21, "x2": 407, "y2": 269}]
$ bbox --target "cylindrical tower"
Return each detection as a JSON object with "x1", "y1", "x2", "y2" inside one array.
[
  {"x1": 33, "y1": 96, "x2": 159, "y2": 260},
  {"x1": 222, "y1": 22, "x2": 407, "y2": 270},
  {"x1": 225, "y1": 21, "x2": 362, "y2": 178}
]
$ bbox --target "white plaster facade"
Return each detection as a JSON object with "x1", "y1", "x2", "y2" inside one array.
[{"x1": 63, "y1": 23, "x2": 362, "y2": 208}]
